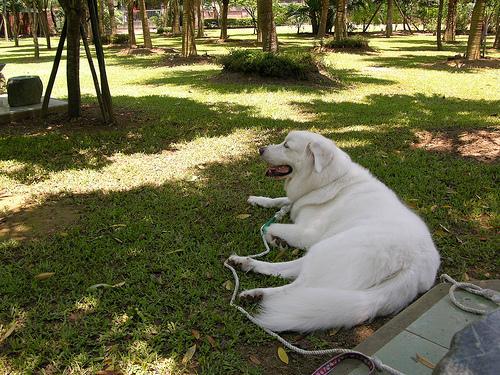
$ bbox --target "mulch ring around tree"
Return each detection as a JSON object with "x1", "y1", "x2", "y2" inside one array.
[
  {"x1": 116, "y1": 46, "x2": 180, "y2": 56},
  {"x1": 431, "y1": 55, "x2": 500, "y2": 70},
  {"x1": 210, "y1": 70, "x2": 340, "y2": 88},
  {"x1": 156, "y1": 53, "x2": 217, "y2": 67},
  {"x1": 412, "y1": 127, "x2": 500, "y2": 163},
  {"x1": 314, "y1": 46, "x2": 377, "y2": 54}
]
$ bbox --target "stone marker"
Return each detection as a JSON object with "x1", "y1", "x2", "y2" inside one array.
[
  {"x1": 7, "y1": 76, "x2": 43, "y2": 107},
  {"x1": 433, "y1": 309, "x2": 500, "y2": 375}
]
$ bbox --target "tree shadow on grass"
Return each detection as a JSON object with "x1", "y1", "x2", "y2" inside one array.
[{"x1": 0, "y1": 130, "x2": 497, "y2": 374}]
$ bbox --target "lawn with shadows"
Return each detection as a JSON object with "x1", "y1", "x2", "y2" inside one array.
[{"x1": 0, "y1": 29, "x2": 499, "y2": 374}]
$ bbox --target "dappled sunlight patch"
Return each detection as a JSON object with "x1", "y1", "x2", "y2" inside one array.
[
  {"x1": 412, "y1": 129, "x2": 499, "y2": 162},
  {"x1": 335, "y1": 139, "x2": 372, "y2": 150}
]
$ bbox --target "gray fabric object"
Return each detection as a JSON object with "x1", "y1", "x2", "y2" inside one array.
[
  {"x1": 433, "y1": 309, "x2": 500, "y2": 374},
  {"x1": 7, "y1": 76, "x2": 43, "y2": 107}
]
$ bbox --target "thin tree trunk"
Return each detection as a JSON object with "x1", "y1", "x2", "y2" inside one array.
[
  {"x1": 310, "y1": 10, "x2": 318, "y2": 35},
  {"x1": 28, "y1": 5, "x2": 40, "y2": 58},
  {"x1": 127, "y1": 0, "x2": 136, "y2": 46},
  {"x1": 334, "y1": 0, "x2": 346, "y2": 41},
  {"x1": 317, "y1": 0, "x2": 329, "y2": 38},
  {"x1": 466, "y1": 0, "x2": 486, "y2": 60},
  {"x1": 196, "y1": 0, "x2": 204, "y2": 37},
  {"x1": 107, "y1": 0, "x2": 116, "y2": 36},
  {"x1": 40, "y1": 9, "x2": 52, "y2": 49},
  {"x1": 220, "y1": 0, "x2": 228, "y2": 40},
  {"x1": 493, "y1": 6, "x2": 500, "y2": 49},
  {"x1": 59, "y1": 0, "x2": 82, "y2": 118},
  {"x1": 437, "y1": 0, "x2": 444, "y2": 50},
  {"x1": 172, "y1": 0, "x2": 180, "y2": 35},
  {"x1": 386, "y1": 0, "x2": 393, "y2": 37},
  {"x1": 138, "y1": 0, "x2": 152, "y2": 48},
  {"x1": 443, "y1": 0, "x2": 457, "y2": 42},
  {"x1": 98, "y1": 0, "x2": 105, "y2": 36},
  {"x1": 13, "y1": 11, "x2": 19, "y2": 46},
  {"x1": 258, "y1": 0, "x2": 278, "y2": 52},
  {"x1": 182, "y1": 0, "x2": 197, "y2": 56},
  {"x1": 2, "y1": 0, "x2": 8, "y2": 42}
]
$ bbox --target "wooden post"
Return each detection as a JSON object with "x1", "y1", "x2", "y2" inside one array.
[
  {"x1": 87, "y1": 0, "x2": 113, "y2": 123},
  {"x1": 363, "y1": 3, "x2": 383, "y2": 33},
  {"x1": 42, "y1": 20, "x2": 67, "y2": 116},
  {"x1": 394, "y1": 0, "x2": 412, "y2": 33}
]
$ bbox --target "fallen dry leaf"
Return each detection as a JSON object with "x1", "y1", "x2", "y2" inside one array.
[
  {"x1": 182, "y1": 344, "x2": 197, "y2": 364},
  {"x1": 416, "y1": 353, "x2": 435, "y2": 369},
  {"x1": 222, "y1": 280, "x2": 234, "y2": 291},
  {"x1": 35, "y1": 272, "x2": 55, "y2": 280},
  {"x1": 191, "y1": 329, "x2": 201, "y2": 340},
  {"x1": 206, "y1": 335, "x2": 217, "y2": 348},
  {"x1": 0, "y1": 321, "x2": 17, "y2": 343},
  {"x1": 236, "y1": 213, "x2": 251, "y2": 220},
  {"x1": 277, "y1": 346, "x2": 289, "y2": 365},
  {"x1": 249, "y1": 354, "x2": 261, "y2": 365}
]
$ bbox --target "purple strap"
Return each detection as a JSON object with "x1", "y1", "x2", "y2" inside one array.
[{"x1": 311, "y1": 352, "x2": 376, "y2": 375}]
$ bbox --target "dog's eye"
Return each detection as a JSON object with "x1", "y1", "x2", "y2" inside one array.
[{"x1": 283, "y1": 142, "x2": 289, "y2": 149}]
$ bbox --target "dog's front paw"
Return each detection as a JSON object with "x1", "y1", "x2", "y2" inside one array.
[
  {"x1": 227, "y1": 255, "x2": 254, "y2": 272},
  {"x1": 265, "y1": 226, "x2": 289, "y2": 248},
  {"x1": 239, "y1": 289, "x2": 264, "y2": 303},
  {"x1": 247, "y1": 196, "x2": 260, "y2": 206}
]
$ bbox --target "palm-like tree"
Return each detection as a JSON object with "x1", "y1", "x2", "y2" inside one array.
[
  {"x1": 443, "y1": 0, "x2": 458, "y2": 42},
  {"x1": 258, "y1": 0, "x2": 278, "y2": 52},
  {"x1": 138, "y1": 0, "x2": 152, "y2": 48},
  {"x1": 466, "y1": 0, "x2": 486, "y2": 60}
]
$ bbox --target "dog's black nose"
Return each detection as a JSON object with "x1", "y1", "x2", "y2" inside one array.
[{"x1": 259, "y1": 147, "x2": 266, "y2": 156}]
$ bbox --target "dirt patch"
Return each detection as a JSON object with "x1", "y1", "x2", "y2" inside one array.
[
  {"x1": 315, "y1": 46, "x2": 377, "y2": 55},
  {"x1": 431, "y1": 56, "x2": 500, "y2": 70},
  {"x1": 156, "y1": 54, "x2": 217, "y2": 67},
  {"x1": 0, "y1": 104, "x2": 152, "y2": 137},
  {"x1": 239, "y1": 318, "x2": 389, "y2": 375},
  {"x1": 117, "y1": 47, "x2": 180, "y2": 56},
  {"x1": 0, "y1": 199, "x2": 81, "y2": 241},
  {"x1": 210, "y1": 71, "x2": 339, "y2": 88},
  {"x1": 412, "y1": 128, "x2": 500, "y2": 163}
]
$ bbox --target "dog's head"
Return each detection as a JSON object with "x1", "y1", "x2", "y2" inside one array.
[{"x1": 259, "y1": 131, "x2": 350, "y2": 199}]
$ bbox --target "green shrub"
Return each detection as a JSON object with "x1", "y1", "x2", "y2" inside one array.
[
  {"x1": 322, "y1": 36, "x2": 369, "y2": 49},
  {"x1": 110, "y1": 34, "x2": 129, "y2": 45},
  {"x1": 218, "y1": 49, "x2": 319, "y2": 80},
  {"x1": 157, "y1": 27, "x2": 165, "y2": 34},
  {"x1": 203, "y1": 18, "x2": 255, "y2": 29}
]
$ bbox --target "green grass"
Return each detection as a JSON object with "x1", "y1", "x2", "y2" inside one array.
[{"x1": 0, "y1": 27, "x2": 499, "y2": 374}]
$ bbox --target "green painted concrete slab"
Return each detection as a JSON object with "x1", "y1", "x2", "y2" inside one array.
[
  {"x1": 405, "y1": 289, "x2": 498, "y2": 348},
  {"x1": 349, "y1": 331, "x2": 449, "y2": 375}
]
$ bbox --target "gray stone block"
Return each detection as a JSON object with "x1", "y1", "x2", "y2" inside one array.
[{"x1": 7, "y1": 76, "x2": 43, "y2": 107}]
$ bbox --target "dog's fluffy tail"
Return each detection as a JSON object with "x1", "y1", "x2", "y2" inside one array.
[{"x1": 256, "y1": 270, "x2": 419, "y2": 332}]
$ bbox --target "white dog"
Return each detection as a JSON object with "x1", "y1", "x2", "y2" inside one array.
[{"x1": 229, "y1": 131, "x2": 440, "y2": 332}]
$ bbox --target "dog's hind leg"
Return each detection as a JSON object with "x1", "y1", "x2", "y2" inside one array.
[
  {"x1": 228, "y1": 255, "x2": 303, "y2": 279},
  {"x1": 239, "y1": 282, "x2": 297, "y2": 302},
  {"x1": 248, "y1": 196, "x2": 290, "y2": 208}
]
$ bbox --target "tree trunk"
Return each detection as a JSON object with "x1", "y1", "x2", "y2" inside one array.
[
  {"x1": 40, "y1": 9, "x2": 52, "y2": 49},
  {"x1": 220, "y1": 0, "x2": 228, "y2": 40},
  {"x1": 310, "y1": 10, "x2": 318, "y2": 35},
  {"x1": 127, "y1": 0, "x2": 136, "y2": 46},
  {"x1": 98, "y1": 0, "x2": 105, "y2": 36},
  {"x1": 493, "y1": 6, "x2": 500, "y2": 49},
  {"x1": 317, "y1": 0, "x2": 329, "y2": 38},
  {"x1": 182, "y1": 0, "x2": 197, "y2": 56},
  {"x1": 28, "y1": 5, "x2": 40, "y2": 58},
  {"x1": 196, "y1": 0, "x2": 204, "y2": 37},
  {"x1": 443, "y1": 0, "x2": 457, "y2": 42},
  {"x1": 437, "y1": 0, "x2": 444, "y2": 50},
  {"x1": 386, "y1": 0, "x2": 393, "y2": 37},
  {"x1": 59, "y1": 0, "x2": 82, "y2": 118},
  {"x1": 138, "y1": 0, "x2": 152, "y2": 48},
  {"x1": 13, "y1": 10, "x2": 19, "y2": 46},
  {"x1": 465, "y1": 0, "x2": 486, "y2": 60},
  {"x1": 334, "y1": 0, "x2": 346, "y2": 41},
  {"x1": 2, "y1": 2, "x2": 8, "y2": 42},
  {"x1": 172, "y1": 0, "x2": 180, "y2": 35},
  {"x1": 107, "y1": 0, "x2": 116, "y2": 36},
  {"x1": 258, "y1": 0, "x2": 278, "y2": 52}
]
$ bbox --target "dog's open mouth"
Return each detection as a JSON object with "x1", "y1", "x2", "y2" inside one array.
[{"x1": 266, "y1": 165, "x2": 293, "y2": 179}]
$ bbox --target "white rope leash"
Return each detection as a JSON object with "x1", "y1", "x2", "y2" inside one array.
[
  {"x1": 440, "y1": 274, "x2": 500, "y2": 314},
  {"x1": 223, "y1": 204, "x2": 405, "y2": 375}
]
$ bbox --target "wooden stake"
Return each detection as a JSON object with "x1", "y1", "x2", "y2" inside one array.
[
  {"x1": 42, "y1": 20, "x2": 67, "y2": 116},
  {"x1": 363, "y1": 2, "x2": 383, "y2": 33}
]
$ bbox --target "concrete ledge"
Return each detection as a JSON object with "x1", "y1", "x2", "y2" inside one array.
[{"x1": 0, "y1": 94, "x2": 68, "y2": 124}]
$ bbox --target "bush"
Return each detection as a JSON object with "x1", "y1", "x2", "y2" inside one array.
[
  {"x1": 218, "y1": 49, "x2": 319, "y2": 80},
  {"x1": 157, "y1": 27, "x2": 165, "y2": 34},
  {"x1": 322, "y1": 36, "x2": 369, "y2": 49},
  {"x1": 110, "y1": 34, "x2": 129, "y2": 45},
  {"x1": 203, "y1": 18, "x2": 255, "y2": 29}
]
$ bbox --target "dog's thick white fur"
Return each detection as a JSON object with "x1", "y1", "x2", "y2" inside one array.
[{"x1": 229, "y1": 131, "x2": 440, "y2": 332}]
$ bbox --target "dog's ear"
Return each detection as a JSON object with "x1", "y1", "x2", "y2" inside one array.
[{"x1": 307, "y1": 141, "x2": 334, "y2": 173}]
